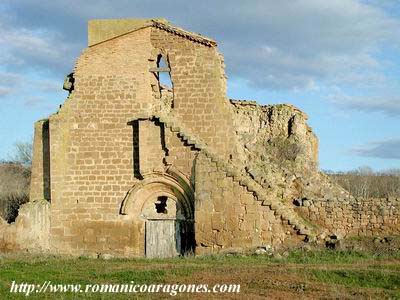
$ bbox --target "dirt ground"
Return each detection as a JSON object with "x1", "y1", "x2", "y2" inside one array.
[{"x1": 0, "y1": 237, "x2": 399, "y2": 299}]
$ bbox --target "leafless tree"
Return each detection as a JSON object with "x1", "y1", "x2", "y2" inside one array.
[
  {"x1": 327, "y1": 167, "x2": 400, "y2": 198},
  {"x1": 9, "y1": 142, "x2": 33, "y2": 166}
]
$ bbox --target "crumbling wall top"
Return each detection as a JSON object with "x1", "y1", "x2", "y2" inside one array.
[
  {"x1": 230, "y1": 99, "x2": 308, "y2": 119},
  {"x1": 88, "y1": 18, "x2": 217, "y2": 47}
]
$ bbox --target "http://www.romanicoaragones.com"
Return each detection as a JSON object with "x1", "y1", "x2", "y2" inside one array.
[{"x1": 10, "y1": 280, "x2": 241, "y2": 297}]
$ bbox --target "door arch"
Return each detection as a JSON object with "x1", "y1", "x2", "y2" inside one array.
[{"x1": 120, "y1": 172, "x2": 194, "y2": 258}]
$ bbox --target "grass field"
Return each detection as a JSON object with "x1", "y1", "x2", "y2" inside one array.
[{"x1": 0, "y1": 250, "x2": 399, "y2": 299}]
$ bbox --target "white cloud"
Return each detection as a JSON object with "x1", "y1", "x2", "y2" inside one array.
[
  {"x1": 23, "y1": 96, "x2": 46, "y2": 107},
  {"x1": 37, "y1": 80, "x2": 62, "y2": 93},
  {"x1": 352, "y1": 139, "x2": 400, "y2": 159},
  {"x1": 0, "y1": 87, "x2": 12, "y2": 97},
  {"x1": 330, "y1": 93, "x2": 400, "y2": 116},
  {"x1": 0, "y1": 72, "x2": 21, "y2": 97},
  {"x1": 0, "y1": 72, "x2": 22, "y2": 86},
  {"x1": 0, "y1": 71, "x2": 63, "y2": 98},
  {"x1": 0, "y1": 19, "x2": 79, "y2": 74},
  {"x1": 1, "y1": 0, "x2": 399, "y2": 92}
]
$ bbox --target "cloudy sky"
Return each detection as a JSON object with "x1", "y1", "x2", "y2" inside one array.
[{"x1": 0, "y1": 0, "x2": 399, "y2": 171}]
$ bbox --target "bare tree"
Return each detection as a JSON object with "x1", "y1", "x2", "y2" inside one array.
[
  {"x1": 327, "y1": 167, "x2": 400, "y2": 198},
  {"x1": 9, "y1": 142, "x2": 32, "y2": 166}
]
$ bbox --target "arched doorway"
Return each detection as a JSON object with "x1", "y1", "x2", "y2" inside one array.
[{"x1": 120, "y1": 172, "x2": 194, "y2": 258}]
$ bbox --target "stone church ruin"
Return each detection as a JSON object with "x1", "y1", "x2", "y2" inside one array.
[{"x1": 0, "y1": 19, "x2": 398, "y2": 258}]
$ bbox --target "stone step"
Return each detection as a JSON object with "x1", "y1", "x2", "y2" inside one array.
[
  {"x1": 211, "y1": 156, "x2": 219, "y2": 163},
  {"x1": 261, "y1": 200, "x2": 270, "y2": 206},
  {"x1": 154, "y1": 113, "x2": 317, "y2": 239},
  {"x1": 194, "y1": 143, "x2": 205, "y2": 150},
  {"x1": 257, "y1": 194, "x2": 267, "y2": 202},
  {"x1": 226, "y1": 170, "x2": 235, "y2": 177},
  {"x1": 158, "y1": 116, "x2": 166, "y2": 123},
  {"x1": 171, "y1": 126, "x2": 180, "y2": 132}
]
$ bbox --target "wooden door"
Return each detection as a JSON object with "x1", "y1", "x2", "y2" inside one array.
[{"x1": 145, "y1": 220, "x2": 180, "y2": 258}]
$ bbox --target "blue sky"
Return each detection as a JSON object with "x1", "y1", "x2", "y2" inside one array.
[{"x1": 0, "y1": 0, "x2": 399, "y2": 171}]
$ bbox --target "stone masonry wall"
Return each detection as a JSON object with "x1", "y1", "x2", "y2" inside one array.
[
  {"x1": 138, "y1": 120, "x2": 165, "y2": 175},
  {"x1": 47, "y1": 28, "x2": 155, "y2": 255},
  {"x1": 19, "y1": 20, "x2": 399, "y2": 258},
  {"x1": 195, "y1": 152, "x2": 303, "y2": 255},
  {"x1": 30, "y1": 120, "x2": 50, "y2": 201},
  {"x1": 150, "y1": 28, "x2": 240, "y2": 160},
  {"x1": 164, "y1": 126, "x2": 197, "y2": 179},
  {"x1": 44, "y1": 25, "x2": 238, "y2": 256},
  {"x1": 295, "y1": 197, "x2": 399, "y2": 238},
  {"x1": 0, "y1": 200, "x2": 50, "y2": 252}
]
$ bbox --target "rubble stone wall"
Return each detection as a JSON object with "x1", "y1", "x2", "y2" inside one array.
[
  {"x1": 195, "y1": 153, "x2": 303, "y2": 255},
  {"x1": 295, "y1": 197, "x2": 399, "y2": 238},
  {"x1": 0, "y1": 200, "x2": 50, "y2": 252},
  {"x1": 230, "y1": 100, "x2": 318, "y2": 171}
]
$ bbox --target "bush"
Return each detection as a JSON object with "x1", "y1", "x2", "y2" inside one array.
[
  {"x1": 0, "y1": 163, "x2": 30, "y2": 223},
  {"x1": 267, "y1": 137, "x2": 303, "y2": 163}
]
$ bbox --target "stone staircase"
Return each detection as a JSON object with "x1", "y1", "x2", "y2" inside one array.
[{"x1": 144, "y1": 113, "x2": 319, "y2": 240}]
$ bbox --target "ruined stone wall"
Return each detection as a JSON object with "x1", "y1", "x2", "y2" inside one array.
[
  {"x1": 195, "y1": 153, "x2": 303, "y2": 254},
  {"x1": 47, "y1": 28, "x2": 156, "y2": 255},
  {"x1": 138, "y1": 120, "x2": 166, "y2": 174},
  {"x1": 30, "y1": 120, "x2": 50, "y2": 201},
  {"x1": 228, "y1": 100, "x2": 326, "y2": 208},
  {"x1": 136, "y1": 120, "x2": 197, "y2": 178},
  {"x1": 43, "y1": 25, "x2": 237, "y2": 256},
  {"x1": 164, "y1": 127, "x2": 198, "y2": 178},
  {"x1": 21, "y1": 20, "x2": 399, "y2": 258},
  {"x1": 295, "y1": 197, "x2": 399, "y2": 238},
  {"x1": 150, "y1": 28, "x2": 239, "y2": 160},
  {"x1": 230, "y1": 100, "x2": 318, "y2": 171},
  {"x1": 43, "y1": 29, "x2": 183, "y2": 256},
  {"x1": 0, "y1": 200, "x2": 50, "y2": 252}
]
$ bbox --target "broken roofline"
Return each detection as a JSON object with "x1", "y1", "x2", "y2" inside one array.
[{"x1": 88, "y1": 19, "x2": 217, "y2": 47}]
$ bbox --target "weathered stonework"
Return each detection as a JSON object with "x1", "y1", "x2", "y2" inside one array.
[
  {"x1": 295, "y1": 197, "x2": 399, "y2": 238},
  {"x1": 0, "y1": 200, "x2": 50, "y2": 252},
  {"x1": 1, "y1": 19, "x2": 398, "y2": 257}
]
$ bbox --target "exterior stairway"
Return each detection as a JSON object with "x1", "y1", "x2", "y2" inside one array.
[{"x1": 141, "y1": 113, "x2": 320, "y2": 240}]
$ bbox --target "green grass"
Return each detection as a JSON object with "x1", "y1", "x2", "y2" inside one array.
[
  {"x1": 282, "y1": 249, "x2": 386, "y2": 264},
  {"x1": 310, "y1": 269, "x2": 400, "y2": 290},
  {"x1": 0, "y1": 250, "x2": 399, "y2": 299}
]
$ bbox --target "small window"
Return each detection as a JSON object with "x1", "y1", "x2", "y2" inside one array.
[
  {"x1": 157, "y1": 55, "x2": 172, "y2": 89},
  {"x1": 155, "y1": 196, "x2": 168, "y2": 214}
]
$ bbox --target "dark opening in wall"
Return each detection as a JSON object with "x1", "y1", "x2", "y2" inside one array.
[
  {"x1": 155, "y1": 196, "x2": 168, "y2": 214},
  {"x1": 131, "y1": 120, "x2": 141, "y2": 179},
  {"x1": 154, "y1": 119, "x2": 169, "y2": 166},
  {"x1": 42, "y1": 120, "x2": 51, "y2": 201}
]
